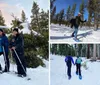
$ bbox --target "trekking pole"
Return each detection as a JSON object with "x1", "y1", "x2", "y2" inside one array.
[
  {"x1": 3, "y1": 46, "x2": 8, "y2": 72},
  {"x1": 65, "y1": 64, "x2": 67, "y2": 77},
  {"x1": 13, "y1": 49, "x2": 26, "y2": 75},
  {"x1": 13, "y1": 49, "x2": 31, "y2": 80}
]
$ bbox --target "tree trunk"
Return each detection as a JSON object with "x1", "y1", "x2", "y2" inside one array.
[
  {"x1": 87, "y1": 44, "x2": 90, "y2": 59},
  {"x1": 97, "y1": 45, "x2": 100, "y2": 59},
  {"x1": 92, "y1": 44, "x2": 97, "y2": 60}
]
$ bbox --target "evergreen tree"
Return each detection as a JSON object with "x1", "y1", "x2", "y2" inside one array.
[
  {"x1": 11, "y1": 14, "x2": 23, "y2": 30},
  {"x1": 0, "y1": 10, "x2": 5, "y2": 26},
  {"x1": 30, "y1": 2, "x2": 40, "y2": 33},
  {"x1": 79, "y1": 0, "x2": 85, "y2": 20},
  {"x1": 55, "y1": 13, "x2": 59, "y2": 23},
  {"x1": 59, "y1": 9, "x2": 64, "y2": 25},
  {"x1": 21, "y1": 10, "x2": 26, "y2": 22},
  {"x1": 71, "y1": 4, "x2": 76, "y2": 18},
  {"x1": 51, "y1": 6, "x2": 56, "y2": 22},
  {"x1": 30, "y1": 1, "x2": 49, "y2": 59},
  {"x1": 88, "y1": 0, "x2": 100, "y2": 30},
  {"x1": 66, "y1": 6, "x2": 71, "y2": 20},
  {"x1": 50, "y1": 0, "x2": 56, "y2": 12}
]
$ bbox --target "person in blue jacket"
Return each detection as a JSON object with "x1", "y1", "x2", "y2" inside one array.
[
  {"x1": 75, "y1": 56, "x2": 82, "y2": 79},
  {"x1": 0, "y1": 29, "x2": 9, "y2": 72},
  {"x1": 65, "y1": 55, "x2": 75, "y2": 79}
]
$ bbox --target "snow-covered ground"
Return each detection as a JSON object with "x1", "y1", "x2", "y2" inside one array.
[
  {"x1": 50, "y1": 24, "x2": 100, "y2": 42},
  {"x1": 50, "y1": 54, "x2": 100, "y2": 85},
  {"x1": 0, "y1": 55, "x2": 49, "y2": 85}
]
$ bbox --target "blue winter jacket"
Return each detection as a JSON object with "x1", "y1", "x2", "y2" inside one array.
[
  {"x1": 0, "y1": 34, "x2": 9, "y2": 55},
  {"x1": 65, "y1": 56, "x2": 74, "y2": 66}
]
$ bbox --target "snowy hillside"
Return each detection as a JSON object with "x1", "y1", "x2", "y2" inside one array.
[
  {"x1": 50, "y1": 54, "x2": 100, "y2": 85},
  {"x1": 0, "y1": 55, "x2": 49, "y2": 85},
  {"x1": 21, "y1": 22, "x2": 41, "y2": 36},
  {"x1": 50, "y1": 24, "x2": 100, "y2": 42}
]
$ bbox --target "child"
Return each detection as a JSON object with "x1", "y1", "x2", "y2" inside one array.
[
  {"x1": 65, "y1": 55, "x2": 74, "y2": 79},
  {"x1": 75, "y1": 56, "x2": 82, "y2": 79}
]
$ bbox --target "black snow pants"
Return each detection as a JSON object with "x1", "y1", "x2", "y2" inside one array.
[
  {"x1": 66, "y1": 62, "x2": 72, "y2": 77},
  {"x1": 76, "y1": 63, "x2": 81, "y2": 76},
  {"x1": 12, "y1": 50, "x2": 26, "y2": 75}
]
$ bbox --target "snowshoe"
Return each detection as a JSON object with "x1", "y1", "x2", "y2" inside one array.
[
  {"x1": 18, "y1": 74, "x2": 24, "y2": 78},
  {"x1": 79, "y1": 75, "x2": 82, "y2": 80},
  {"x1": 68, "y1": 76, "x2": 71, "y2": 80},
  {"x1": 0, "y1": 70, "x2": 3, "y2": 74},
  {"x1": 17, "y1": 74, "x2": 27, "y2": 78},
  {"x1": 73, "y1": 38, "x2": 81, "y2": 42},
  {"x1": 76, "y1": 72, "x2": 78, "y2": 75}
]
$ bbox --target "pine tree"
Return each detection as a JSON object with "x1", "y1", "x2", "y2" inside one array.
[
  {"x1": 59, "y1": 9, "x2": 64, "y2": 25},
  {"x1": 40, "y1": 9, "x2": 49, "y2": 31},
  {"x1": 51, "y1": 6, "x2": 56, "y2": 22},
  {"x1": 88, "y1": 0, "x2": 100, "y2": 30},
  {"x1": 30, "y1": 2, "x2": 40, "y2": 33},
  {"x1": 55, "y1": 13, "x2": 59, "y2": 23},
  {"x1": 66, "y1": 6, "x2": 71, "y2": 20},
  {"x1": 79, "y1": 0, "x2": 85, "y2": 20},
  {"x1": 11, "y1": 14, "x2": 23, "y2": 30},
  {"x1": 87, "y1": 44, "x2": 90, "y2": 59},
  {"x1": 71, "y1": 4, "x2": 76, "y2": 18},
  {"x1": 50, "y1": 0, "x2": 56, "y2": 12},
  {"x1": 0, "y1": 10, "x2": 5, "y2": 26},
  {"x1": 21, "y1": 10, "x2": 26, "y2": 22}
]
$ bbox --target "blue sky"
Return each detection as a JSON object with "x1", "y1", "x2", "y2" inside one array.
[
  {"x1": 54, "y1": 0, "x2": 88, "y2": 20},
  {"x1": 0, "y1": 0, "x2": 49, "y2": 27}
]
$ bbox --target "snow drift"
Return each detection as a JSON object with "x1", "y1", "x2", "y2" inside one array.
[{"x1": 0, "y1": 55, "x2": 49, "y2": 85}]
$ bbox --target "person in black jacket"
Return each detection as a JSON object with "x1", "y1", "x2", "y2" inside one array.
[
  {"x1": 0, "y1": 29, "x2": 9, "y2": 72},
  {"x1": 9, "y1": 28, "x2": 26, "y2": 77},
  {"x1": 70, "y1": 13, "x2": 86, "y2": 39}
]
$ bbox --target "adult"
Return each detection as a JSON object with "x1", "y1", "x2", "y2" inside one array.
[
  {"x1": 9, "y1": 28, "x2": 26, "y2": 77},
  {"x1": 0, "y1": 29, "x2": 9, "y2": 72}
]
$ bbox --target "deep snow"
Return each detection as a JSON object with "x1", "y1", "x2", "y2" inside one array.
[
  {"x1": 0, "y1": 54, "x2": 49, "y2": 85},
  {"x1": 50, "y1": 54, "x2": 100, "y2": 85},
  {"x1": 50, "y1": 24, "x2": 100, "y2": 42}
]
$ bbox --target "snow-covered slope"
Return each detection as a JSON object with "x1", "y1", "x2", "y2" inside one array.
[
  {"x1": 21, "y1": 22, "x2": 30, "y2": 34},
  {"x1": 0, "y1": 55, "x2": 49, "y2": 85},
  {"x1": 21, "y1": 22, "x2": 41, "y2": 36},
  {"x1": 50, "y1": 24, "x2": 100, "y2": 42},
  {"x1": 50, "y1": 54, "x2": 100, "y2": 85}
]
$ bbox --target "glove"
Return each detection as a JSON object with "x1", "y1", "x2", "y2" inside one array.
[{"x1": 71, "y1": 24, "x2": 73, "y2": 28}]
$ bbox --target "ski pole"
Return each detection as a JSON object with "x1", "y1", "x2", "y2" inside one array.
[
  {"x1": 65, "y1": 63, "x2": 67, "y2": 77},
  {"x1": 3, "y1": 46, "x2": 8, "y2": 72},
  {"x1": 13, "y1": 49, "x2": 26, "y2": 75}
]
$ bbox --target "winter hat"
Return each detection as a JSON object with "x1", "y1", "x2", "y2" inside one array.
[
  {"x1": 78, "y1": 12, "x2": 82, "y2": 16},
  {"x1": 13, "y1": 28, "x2": 18, "y2": 32},
  {"x1": 0, "y1": 29, "x2": 3, "y2": 32},
  {"x1": 77, "y1": 56, "x2": 79, "y2": 58}
]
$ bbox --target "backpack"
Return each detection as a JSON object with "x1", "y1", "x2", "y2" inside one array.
[
  {"x1": 70, "y1": 18, "x2": 76, "y2": 28},
  {"x1": 76, "y1": 58, "x2": 82, "y2": 64}
]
